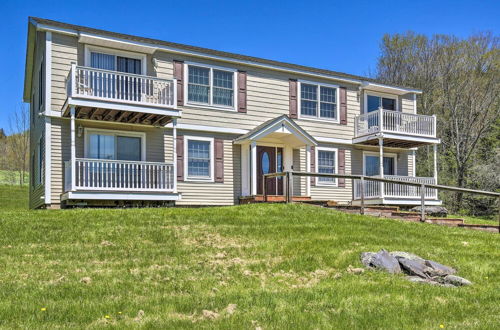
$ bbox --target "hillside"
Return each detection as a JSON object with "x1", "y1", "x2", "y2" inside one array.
[{"x1": 0, "y1": 185, "x2": 498, "y2": 328}]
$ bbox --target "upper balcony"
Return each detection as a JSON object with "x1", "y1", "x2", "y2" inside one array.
[
  {"x1": 63, "y1": 64, "x2": 180, "y2": 126},
  {"x1": 353, "y1": 109, "x2": 439, "y2": 148}
]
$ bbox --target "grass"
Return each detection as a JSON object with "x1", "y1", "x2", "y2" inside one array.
[
  {"x1": 0, "y1": 187, "x2": 499, "y2": 329},
  {"x1": 0, "y1": 169, "x2": 29, "y2": 185}
]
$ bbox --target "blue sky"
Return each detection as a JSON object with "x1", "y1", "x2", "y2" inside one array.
[{"x1": 0, "y1": 0, "x2": 498, "y2": 131}]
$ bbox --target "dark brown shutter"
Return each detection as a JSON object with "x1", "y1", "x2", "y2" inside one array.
[
  {"x1": 214, "y1": 139, "x2": 224, "y2": 183},
  {"x1": 310, "y1": 146, "x2": 315, "y2": 186},
  {"x1": 176, "y1": 135, "x2": 184, "y2": 181},
  {"x1": 237, "y1": 71, "x2": 247, "y2": 113},
  {"x1": 338, "y1": 149, "x2": 346, "y2": 187},
  {"x1": 339, "y1": 87, "x2": 347, "y2": 125},
  {"x1": 173, "y1": 60, "x2": 184, "y2": 106},
  {"x1": 289, "y1": 79, "x2": 298, "y2": 119}
]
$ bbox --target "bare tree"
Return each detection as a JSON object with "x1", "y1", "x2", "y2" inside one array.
[
  {"x1": 377, "y1": 32, "x2": 500, "y2": 212},
  {"x1": 8, "y1": 104, "x2": 30, "y2": 186}
]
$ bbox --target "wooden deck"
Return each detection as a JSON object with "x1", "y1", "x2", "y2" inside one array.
[{"x1": 239, "y1": 195, "x2": 312, "y2": 204}]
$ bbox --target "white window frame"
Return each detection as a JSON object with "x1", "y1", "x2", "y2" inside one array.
[
  {"x1": 362, "y1": 151, "x2": 398, "y2": 176},
  {"x1": 184, "y1": 61, "x2": 238, "y2": 111},
  {"x1": 363, "y1": 91, "x2": 399, "y2": 114},
  {"x1": 84, "y1": 45, "x2": 147, "y2": 74},
  {"x1": 84, "y1": 128, "x2": 146, "y2": 161},
  {"x1": 298, "y1": 80, "x2": 340, "y2": 123},
  {"x1": 315, "y1": 146, "x2": 338, "y2": 186},
  {"x1": 184, "y1": 136, "x2": 215, "y2": 182}
]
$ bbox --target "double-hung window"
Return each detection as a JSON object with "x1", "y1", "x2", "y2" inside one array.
[
  {"x1": 185, "y1": 137, "x2": 214, "y2": 181},
  {"x1": 300, "y1": 82, "x2": 338, "y2": 121},
  {"x1": 316, "y1": 148, "x2": 338, "y2": 185},
  {"x1": 187, "y1": 64, "x2": 236, "y2": 109}
]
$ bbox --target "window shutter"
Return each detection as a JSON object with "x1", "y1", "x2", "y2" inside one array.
[
  {"x1": 289, "y1": 79, "x2": 298, "y2": 119},
  {"x1": 338, "y1": 149, "x2": 346, "y2": 187},
  {"x1": 176, "y1": 135, "x2": 184, "y2": 181},
  {"x1": 310, "y1": 146, "x2": 315, "y2": 186},
  {"x1": 214, "y1": 139, "x2": 224, "y2": 183},
  {"x1": 339, "y1": 87, "x2": 347, "y2": 125},
  {"x1": 237, "y1": 71, "x2": 247, "y2": 113},
  {"x1": 173, "y1": 60, "x2": 184, "y2": 106}
]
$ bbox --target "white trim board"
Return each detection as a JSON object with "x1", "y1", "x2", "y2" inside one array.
[
  {"x1": 62, "y1": 191, "x2": 181, "y2": 201},
  {"x1": 44, "y1": 32, "x2": 52, "y2": 204},
  {"x1": 32, "y1": 21, "x2": 422, "y2": 94}
]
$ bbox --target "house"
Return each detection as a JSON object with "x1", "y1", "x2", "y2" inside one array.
[{"x1": 24, "y1": 17, "x2": 441, "y2": 209}]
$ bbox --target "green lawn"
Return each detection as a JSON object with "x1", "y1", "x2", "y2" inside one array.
[
  {"x1": 0, "y1": 187, "x2": 499, "y2": 329},
  {"x1": 0, "y1": 169, "x2": 29, "y2": 185}
]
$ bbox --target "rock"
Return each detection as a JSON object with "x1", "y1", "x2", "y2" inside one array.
[
  {"x1": 370, "y1": 250, "x2": 402, "y2": 274},
  {"x1": 410, "y1": 206, "x2": 448, "y2": 217},
  {"x1": 407, "y1": 276, "x2": 454, "y2": 287},
  {"x1": 398, "y1": 258, "x2": 430, "y2": 278},
  {"x1": 390, "y1": 251, "x2": 426, "y2": 263},
  {"x1": 425, "y1": 260, "x2": 456, "y2": 276},
  {"x1": 442, "y1": 275, "x2": 472, "y2": 286},
  {"x1": 360, "y1": 252, "x2": 376, "y2": 267}
]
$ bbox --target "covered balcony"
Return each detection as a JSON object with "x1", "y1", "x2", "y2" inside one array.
[
  {"x1": 353, "y1": 176, "x2": 441, "y2": 206},
  {"x1": 63, "y1": 64, "x2": 180, "y2": 126},
  {"x1": 353, "y1": 109, "x2": 439, "y2": 148}
]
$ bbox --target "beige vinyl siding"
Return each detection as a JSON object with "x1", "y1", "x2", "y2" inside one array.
[
  {"x1": 29, "y1": 31, "x2": 46, "y2": 209},
  {"x1": 51, "y1": 33, "x2": 78, "y2": 113},
  {"x1": 174, "y1": 131, "x2": 237, "y2": 206},
  {"x1": 310, "y1": 145, "x2": 353, "y2": 202},
  {"x1": 401, "y1": 94, "x2": 416, "y2": 114}
]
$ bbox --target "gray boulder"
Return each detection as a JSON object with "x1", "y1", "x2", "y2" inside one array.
[
  {"x1": 441, "y1": 275, "x2": 472, "y2": 286},
  {"x1": 360, "y1": 252, "x2": 376, "y2": 268},
  {"x1": 425, "y1": 260, "x2": 456, "y2": 276},
  {"x1": 398, "y1": 258, "x2": 430, "y2": 278},
  {"x1": 410, "y1": 206, "x2": 448, "y2": 217},
  {"x1": 390, "y1": 251, "x2": 425, "y2": 263},
  {"x1": 370, "y1": 250, "x2": 402, "y2": 274}
]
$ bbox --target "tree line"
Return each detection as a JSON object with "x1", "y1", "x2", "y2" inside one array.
[
  {"x1": 376, "y1": 31, "x2": 499, "y2": 215},
  {"x1": 0, "y1": 105, "x2": 29, "y2": 186}
]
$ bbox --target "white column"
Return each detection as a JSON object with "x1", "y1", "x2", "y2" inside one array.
[
  {"x1": 241, "y1": 143, "x2": 250, "y2": 196},
  {"x1": 283, "y1": 146, "x2": 293, "y2": 171},
  {"x1": 378, "y1": 137, "x2": 384, "y2": 198},
  {"x1": 172, "y1": 118, "x2": 177, "y2": 193},
  {"x1": 70, "y1": 106, "x2": 76, "y2": 191},
  {"x1": 433, "y1": 144, "x2": 438, "y2": 183},
  {"x1": 378, "y1": 106, "x2": 384, "y2": 132},
  {"x1": 250, "y1": 141, "x2": 257, "y2": 196},
  {"x1": 305, "y1": 145, "x2": 311, "y2": 197}
]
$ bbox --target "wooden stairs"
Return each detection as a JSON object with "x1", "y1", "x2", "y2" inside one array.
[{"x1": 302, "y1": 201, "x2": 499, "y2": 233}]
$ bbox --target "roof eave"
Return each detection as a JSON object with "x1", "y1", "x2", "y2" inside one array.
[{"x1": 23, "y1": 19, "x2": 37, "y2": 103}]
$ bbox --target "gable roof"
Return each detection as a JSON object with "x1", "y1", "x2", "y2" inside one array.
[
  {"x1": 25, "y1": 17, "x2": 422, "y2": 98},
  {"x1": 234, "y1": 115, "x2": 317, "y2": 146}
]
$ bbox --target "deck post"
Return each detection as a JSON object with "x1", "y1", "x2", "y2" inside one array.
[
  {"x1": 287, "y1": 172, "x2": 293, "y2": 203},
  {"x1": 360, "y1": 176, "x2": 365, "y2": 215},
  {"x1": 433, "y1": 144, "x2": 438, "y2": 183},
  {"x1": 420, "y1": 183, "x2": 426, "y2": 222},
  {"x1": 305, "y1": 145, "x2": 311, "y2": 197},
  {"x1": 250, "y1": 141, "x2": 257, "y2": 196},
  {"x1": 378, "y1": 137, "x2": 384, "y2": 198},
  {"x1": 70, "y1": 106, "x2": 76, "y2": 191},
  {"x1": 172, "y1": 118, "x2": 177, "y2": 193},
  {"x1": 378, "y1": 106, "x2": 384, "y2": 132}
]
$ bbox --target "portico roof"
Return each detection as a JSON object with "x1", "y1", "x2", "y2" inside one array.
[{"x1": 234, "y1": 115, "x2": 317, "y2": 147}]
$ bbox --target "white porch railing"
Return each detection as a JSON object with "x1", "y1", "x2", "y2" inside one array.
[
  {"x1": 355, "y1": 109, "x2": 436, "y2": 138},
  {"x1": 353, "y1": 176, "x2": 438, "y2": 200},
  {"x1": 66, "y1": 64, "x2": 176, "y2": 108},
  {"x1": 65, "y1": 158, "x2": 175, "y2": 192}
]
